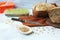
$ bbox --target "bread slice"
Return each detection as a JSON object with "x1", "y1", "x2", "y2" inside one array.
[
  {"x1": 5, "y1": 8, "x2": 29, "y2": 17},
  {"x1": 48, "y1": 7, "x2": 60, "y2": 23}
]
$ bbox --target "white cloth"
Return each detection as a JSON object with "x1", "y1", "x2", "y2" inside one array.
[{"x1": 0, "y1": 14, "x2": 60, "y2": 40}]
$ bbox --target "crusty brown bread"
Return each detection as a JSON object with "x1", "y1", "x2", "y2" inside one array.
[
  {"x1": 33, "y1": 3, "x2": 56, "y2": 18},
  {"x1": 48, "y1": 7, "x2": 60, "y2": 23}
]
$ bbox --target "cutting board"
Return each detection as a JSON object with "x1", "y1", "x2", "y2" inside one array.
[
  {"x1": 46, "y1": 19, "x2": 60, "y2": 28},
  {"x1": 19, "y1": 16, "x2": 48, "y2": 27}
]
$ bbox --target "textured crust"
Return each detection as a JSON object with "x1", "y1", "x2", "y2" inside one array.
[
  {"x1": 49, "y1": 7, "x2": 60, "y2": 23},
  {"x1": 33, "y1": 3, "x2": 56, "y2": 18}
]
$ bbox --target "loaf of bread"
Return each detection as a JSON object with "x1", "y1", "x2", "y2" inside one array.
[
  {"x1": 48, "y1": 7, "x2": 60, "y2": 23},
  {"x1": 33, "y1": 3, "x2": 56, "y2": 18}
]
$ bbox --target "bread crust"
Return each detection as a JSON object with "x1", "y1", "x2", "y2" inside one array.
[
  {"x1": 33, "y1": 3, "x2": 56, "y2": 18},
  {"x1": 48, "y1": 7, "x2": 60, "y2": 23}
]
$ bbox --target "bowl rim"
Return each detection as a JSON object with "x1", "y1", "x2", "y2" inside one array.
[{"x1": 17, "y1": 25, "x2": 33, "y2": 34}]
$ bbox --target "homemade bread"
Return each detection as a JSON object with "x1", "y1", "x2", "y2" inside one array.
[
  {"x1": 33, "y1": 3, "x2": 56, "y2": 18},
  {"x1": 48, "y1": 7, "x2": 60, "y2": 23}
]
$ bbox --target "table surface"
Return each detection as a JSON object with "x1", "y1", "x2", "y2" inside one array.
[{"x1": 0, "y1": 11, "x2": 60, "y2": 40}]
